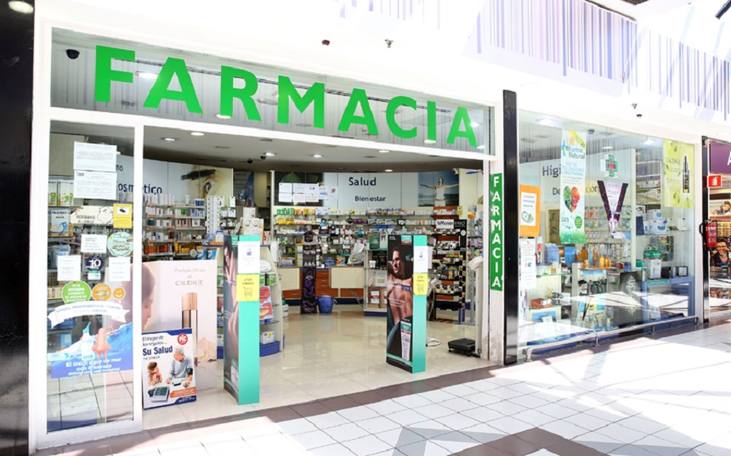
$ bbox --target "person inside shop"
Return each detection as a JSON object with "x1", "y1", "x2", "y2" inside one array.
[
  {"x1": 713, "y1": 240, "x2": 730, "y2": 267},
  {"x1": 167, "y1": 346, "x2": 194, "y2": 388},
  {"x1": 715, "y1": 201, "x2": 731, "y2": 215},
  {"x1": 386, "y1": 245, "x2": 413, "y2": 357}
]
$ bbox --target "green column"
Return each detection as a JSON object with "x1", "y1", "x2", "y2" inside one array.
[{"x1": 411, "y1": 235, "x2": 428, "y2": 373}]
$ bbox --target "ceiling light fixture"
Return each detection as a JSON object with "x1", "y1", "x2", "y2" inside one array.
[
  {"x1": 477, "y1": 145, "x2": 486, "y2": 150},
  {"x1": 378, "y1": 149, "x2": 390, "y2": 154},
  {"x1": 602, "y1": 145, "x2": 614, "y2": 150},
  {"x1": 312, "y1": 153, "x2": 323, "y2": 159},
  {"x1": 643, "y1": 138, "x2": 655, "y2": 146},
  {"x1": 190, "y1": 131, "x2": 205, "y2": 137},
  {"x1": 162, "y1": 137, "x2": 176, "y2": 142},
  {"x1": 424, "y1": 139, "x2": 436, "y2": 145},
  {"x1": 471, "y1": 121, "x2": 480, "y2": 128},
  {"x1": 384, "y1": 169, "x2": 393, "y2": 173},
  {"x1": 137, "y1": 71, "x2": 157, "y2": 80},
  {"x1": 216, "y1": 113, "x2": 231, "y2": 119},
  {"x1": 538, "y1": 118, "x2": 557, "y2": 127},
  {"x1": 265, "y1": 151, "x2": 275, "y2": 157},
  {"x1": 8, "y1": 1, "x2": 33, "y2": 14}
]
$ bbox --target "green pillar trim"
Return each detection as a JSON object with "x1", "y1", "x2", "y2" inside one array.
[
  {"x1": 235, "y1": 234, "x2": 261, "y2": 405},
  {"x1": 411, "y1": 235, "x2": 427, "y2": 373}
]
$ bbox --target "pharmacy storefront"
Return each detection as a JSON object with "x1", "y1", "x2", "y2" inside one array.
[{"x1": 30, "y1": 24, "x2": 500, "y2": 450}]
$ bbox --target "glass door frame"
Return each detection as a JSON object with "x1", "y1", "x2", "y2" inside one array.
[{"x1": 29, "y1": 108, "x2": 146, "y2": 450}]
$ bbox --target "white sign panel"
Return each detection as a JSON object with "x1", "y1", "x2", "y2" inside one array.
[
  {"x1": 335, "y1": 173, "x2": 402, "y2": 210},
  {"x1": 57, "y1": 255, "x2": 81, "y2": 282},
  {"x1": 237, "y1": 239, "x2": 261, "y2": 274},
  {"x1": 413, "y1": 245, "x2": 429, "y2": 273},
  {"x1": 435, "y1": 219, "x2": 455, "y2": 231},
  {"x1": 80, "y1": 234, "x2": 108, "y2": 253},
  {"x1": 73, "y1": 142, "x2": 117, "y2": 172},
  {"x1": 107, "y1": 256, "x2": 131, "y2": 282},
  {"x1": 519, "y1": 238, "x2": 537, "y2": 290},
  {"x1": 74, "y1": 170, "x2": 117, "y2": 200}
]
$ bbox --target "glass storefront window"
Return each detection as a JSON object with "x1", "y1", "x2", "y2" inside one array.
[
  {"x1": 46, "y1": 121, "x2": 136, "y2": 432},
  {"x1": 517, "y1": 112, "x2": 696, "y2": 356},
  {"x1": 705, "y1": 139, "x2": 731, "y2": 318}
]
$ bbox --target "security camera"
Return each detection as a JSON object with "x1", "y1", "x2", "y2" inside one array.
[
  {"x1": 631, "y1": 102, "x2": 638, "y2": 110},
  {"x1": 636, "y1": 113, "x2": 643, "y2": 118},
  {"x1": 588, "y1": 128, "x2": 595, "y2": 135},
  {"x1": 385, "y1": 39, "x2": 394, "y2": 48},
  {"x1": 246, "y1": 158, "x2": 254, "y2": 164},
  {"x1": 66, "y1": 49, "x2": 80, "y2": 60},
  {"x1": 321, "y1": 39, "x2": 330, "y2": 46}
]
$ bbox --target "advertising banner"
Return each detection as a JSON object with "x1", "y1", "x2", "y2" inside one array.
[
  {"x1": 709, "y1": 140, "x2": 731, "y2": 174},
  {"x1": 143, "y1": 260, "x2": 218, "y2": 364},
  {"x1": 662, "y1": 140, "x2": 694, "y2": 208},
  {"x1": 519, "y1": 184, "x2": 541, "y2": 237},
  {"x1": 142, "y1": 329, "x2": 196, "y2": 409},
  {"x1": 386, "y1": 235, "x2": 415, "y2": 372},
  {"x1": 559, "y1": 130, "x2": 587, "y2": 243},
  {"x1": 597, "y1": 180, "x2": 628, "y2": 236}
]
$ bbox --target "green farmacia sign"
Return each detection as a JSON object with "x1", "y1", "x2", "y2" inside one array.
[{"x1": 94, "y1": 45, "x2": 479, "y2": 148}]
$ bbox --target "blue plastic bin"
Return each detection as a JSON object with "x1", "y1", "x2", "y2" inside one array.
[{"x1": 318, "y1": 296, "x2": 336, "y2": 314}]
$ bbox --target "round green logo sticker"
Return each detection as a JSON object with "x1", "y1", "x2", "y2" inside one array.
[
  {"x1": 62, "y1": 281, "x2": 92, "y2": 304},
  {"x1": 107, "y1": 231, "x2": 133, "y2": 256}
]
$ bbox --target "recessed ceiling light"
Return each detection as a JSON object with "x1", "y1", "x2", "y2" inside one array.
[
  {"x1": 471, "y1": 121, "x2": 480, "y2": 128},
  {"x1": 162, "y1": 137, "x2": 176, "y2": 142},
  {"x1": 190, "y1": 131, "x2": 205, "y2": 137},
  {"x1": 602, "y1": 145, "x2": 614, "y2": 150},
  {"x1": 8, "y1": 1, "x2": 33, "y2": 14},
  {"x1": 312, "y1": 153, "x2": 323, "y2": 159},
  {"x1": 538, "y1": 118, "x2": 558, "y2": 127},
  {"x1": 378, "y1": 149, "x2": 390, "y2": 154},
  {"x1": 384, "y1": 169, "x2": 393, "y2": 173},
  {"x1": 424, "y1": 139, "x2": 436, "y2": 144},
  {"x1": 643, "y1": 138, "x2": 656, "y2": 146},
  {"x1": 265, "y1": 151, "x2": 275, "y2": 157},
  {"x1": 137, "y1": 71, "x2": 157, "y2": 80},
  {"x1": 477, "y1": 145, "x2": 486, "y2": 150},
  {"x1": 216, "y1": 113, "x2": 231, "y2": 119}
]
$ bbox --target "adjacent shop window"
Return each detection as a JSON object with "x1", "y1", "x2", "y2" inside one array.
[
  {"x1": 706, "y1": 139, "x2": 731, "y2": 318},
  {"x1": 46, "y1": 121, "x2": 135, "y2": 431},
  {"x1": 517, "y1": 112, "x2": 695, "y2": 355}
]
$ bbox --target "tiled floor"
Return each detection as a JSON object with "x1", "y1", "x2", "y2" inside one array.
[{"x1": 40, "y1": 320, "x2": 731, "y2": 456}]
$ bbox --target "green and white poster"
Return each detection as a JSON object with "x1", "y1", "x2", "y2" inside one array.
[
  {"x1": 662, "y1": 140, "x2": 694, "y2": 208},
  {"x1": 559, "y1": 130, "x2": 587, "y2": 244}
]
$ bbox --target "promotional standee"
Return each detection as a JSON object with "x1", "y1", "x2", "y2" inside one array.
[
  {"x1": 386, "y1": 235, "x2": 427, "y2": 373},
  {"x1": 223, "y1": 235, "x2": 261, "y2": 405},
  {"x1": 142, "y1": 329, "x2": 196, "y2": 409}
]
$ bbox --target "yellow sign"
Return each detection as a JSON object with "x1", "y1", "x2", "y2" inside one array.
[
  {"x1": 113, "y1": 203, "x2": 133, "y2": 229},
  {"x1": 236, "y1": 274, "x2": 259, "y2": 302},
  {"x1": 413, "y1": 273, "x2": 428, "y2": 296},
  {"x1": 112, "y1": 287, "x2": 126, "y2": 300},
  {"x1": 92, "y1": 283, "x2": 112, "y2": 301}
]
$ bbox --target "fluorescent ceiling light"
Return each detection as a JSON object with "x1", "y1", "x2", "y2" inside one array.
[
  {"x1": 162, "y1": 137, "x2": 176, "y2": 142},
  {"x1": 643, "y1": 138, "x2": 656, "y2": 146},
  {"x1": 477, "y1": 145, "x2": 486, "y2": 150},
  {"x1": 538, "y1": 118, "x2": 560, "y2": 127},
  {"x1": 602, "y1": 145, "x2": 613, "y2": 150},
  {"x1": 312, "y1": 153, "x2": 323, "y2": 159},
  {"x1": 378, "y1": 149, "x2": 390, "y2": 154},
  {"x1": 470, "y1": 121, "x2": 480, "y2": 128},
  {"x1": 424, "y1": 139, "x2": 436, "y2": 144},
  {"x1": 216, "y1": 113, "x2": 231, "y2": 119},
  {"x1": 265, "y1": 151, "x2": 276, "y2": 157},
  {"x1": 190, "y1": 131, "x2": 204, "y2": 137},
  {"x1": 137, "y1": 71, "x2": 157, "y2": 80},
  {"x1": 384, "y1": 169, "x2": 393, "y2": 173},
  {"x1": 8, "y1": 1, "x2": 33, "y2": 14}
]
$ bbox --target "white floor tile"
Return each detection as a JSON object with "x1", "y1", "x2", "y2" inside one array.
[
  {"x1": 356, "y1": 416, "x2": 401, "y2": 434},
  {"x1": 409, "y1": 420, "x2": 452, "y2": 439},
  {"x1": 509, "y1": 394, "x2": 551, "y2": 409},
  {"x1": 616, "y1": 415, "x2": 668, "y2": 435},
  {"x1": 367, "y1": 400, "x2": 407, "y2": 416},
  {"x1": 387, "y1": 409, "x2": 428, "y2": 427},
  {"x1": 534, "y1": 402, "x2": 581, "y2": 420},
  {"x1": 574, "y1": 430, "x2": 627, "y2": 453},
  {"x1": 441, "y1": 397, "x2": 481, "y2": 412},
  {"x1": 460, "y1": 406, "x2": 504, "y2": 422},
  {"x1": 463, "y1": 392, "x2": 502, "y2": 406},
  {"x1": 486, "y1": 400, "x2": 528, "y2": 415},
  {"x1": 292, "y1": 430, "x2": 336, "y2": 450},
  {"x1": 434, "y1": 413, "x2": 480, "y2": 431},
  {"x1": 278, "y1": 417, "x2": 318, "y2": 435},
  {"x1": 461, "y1": 423, "x2": 507, "y2": 443},
  {"x1": 563, "y1": 411, "x2": 611, "y2": 431},
  {"x1": 392, "y1": 394, "x2": 432, "y2": 409},
  {"x1": 377, "y1": 428, "x2": 425, "y2": 447},
  {"x1": 342, "y1": 435, "x2": 393, "y2": 456},
  {"x1": 540, "y1": 420, "x2": 588, "y2": 439},
  {"x1": 412, "y1": 404, "x2": 453, "y2": 420},
  {"x1": 323, "y1": 423, "x2": 369, "y2": 442},
  {"x1": 416, "y1": 390, "x2": 455, "y2": 404},
  {"x1": 308, "y1": 411, "x2": 351, "y2": 429},
  {"x1": 308, "y1": 442, "x2": 357, "y2": 456},
  {"x1": 512, "y1": 409, "x2": 557, "y2": 427},
  {"x1": 599, "y1": 423, "x2": 647, "y2": 445},
  {"x1": 337, "y1": 406, "x2": 379, "y2": 423},
  {"x1": 484, "y1": 416, "x2": 533, "y2": 435},
  {"x1": 630, "y1": 435, "x2": 688, "y2": 456}
]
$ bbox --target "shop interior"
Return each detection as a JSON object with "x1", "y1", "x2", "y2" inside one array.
[
  {"x1": 518, "y1": 112, "x2": 697, "y2": 355},
  {"x1": 706, "y1": 139, "x2": 731, "y2": 318},
  {"x1": 45, "y1": 121, "x2": 487, "y2": 431}
]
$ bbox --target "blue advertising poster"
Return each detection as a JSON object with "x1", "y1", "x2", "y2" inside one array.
[
  {"x1": 418, "y1": 170, "x2": 460, "y2": 207},
  {"x1": 142, "y1": 328, "x2": 197, "y2": 409},
  {"x1": 48, "y1": 322, "x2": 133, "y2": 378}
]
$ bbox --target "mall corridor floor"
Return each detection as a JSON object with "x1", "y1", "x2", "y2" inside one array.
[{"x1": 42, "y1": 321, "x2": 731, "y2": 456}]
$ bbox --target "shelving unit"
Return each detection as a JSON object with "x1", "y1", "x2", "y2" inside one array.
[
  {"x1": 143, "y1": 198, "x2": 207, "y2": 260},
  {"x1": 432, "y1": 219, "x2": 467, "y2": 321}
]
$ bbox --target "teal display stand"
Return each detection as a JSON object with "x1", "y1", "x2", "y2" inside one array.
[
  {"x1": 235, "y1": 235, "x2": 260, "y2": 405},
  {"x1": 411, "y1": 235, "x2": 427, "y2": 373}
]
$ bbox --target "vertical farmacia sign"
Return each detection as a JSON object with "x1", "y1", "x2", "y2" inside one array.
[{"x1": 489, "y1": 173, "x2": 503, "y2": 291}]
